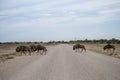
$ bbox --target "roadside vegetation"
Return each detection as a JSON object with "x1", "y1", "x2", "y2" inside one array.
[{"x1": 0, "y1": 38, "x2": 120, "y2": 62}]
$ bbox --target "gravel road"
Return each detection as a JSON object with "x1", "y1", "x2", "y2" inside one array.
[{"x1": 0, "y1": 44, "x2": 120, "y2": 80}]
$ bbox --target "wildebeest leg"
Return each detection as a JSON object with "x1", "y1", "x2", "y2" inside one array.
[
  {"x1": 23, "y1": 51, "x2": 26, "y2": 56},
  {"x1": 78, "y1": 48, "x2": 80, "y2": 53},
  {"x1": 81, "y1": 48, "x2": 83, "y2": 53},
  {"x1": 108, "y1": 49, "x2": 112, "y2": 55},
  {"x1": 76, "y1": 49, "x2": 78, "y2": 52},
  {"x1": 22, "y1": 51, "x2": 25, "y2": 56},
  {"x1": 21, "y1": 51, "x2": 25, "y2": 56},
  {"x1": 40, "y1": 50, "x2": 43, "y2": 55},
  {"x1": 107, "y1": 49, "x2": 109, "y2": 54},
  {"x1": 110, "y1": 49, "x2": 112, "y2": 55},
  {"x1": 113, "y1": 49, "x2": 116, "y2": 55},
  {"x1": 111, "y1": 48, "x2": 115, "y2": 55},
  {"x1": 44, "y1": 51, "x2": 46, "y2": 55},
  {"x1": 21, "y1": 52, "x2": 22, "y2": 56},
  {"x1": 43, "y1": 50, "x2": 47, "y2": 55},
  {"x1": 38, "y1": 50, "x2": 41, "y2": 55},
  {"x1": 41, "y1": 51, "x2": 44, "y2": 55},
  {"x1": 37, "y1": 50, "x2": 39, "y2": 55},
  {"x1": 29, "y1": 52, "x2": 31, "y2": 56},
  {"x1": 43, "y1": 50, "x2": 46, "y2": 55},
  {"x1": 84, "y1": 48, "x2": 86, "y2": 53},
  {"x1": 107, "y1": 49, "x2": 110, "y2": 55},
  {"x1": 75, "y1": 49, "x2": 77, "y2": 52},
  {"x1": 113, "y1": 48, "x2": 115, "y2": 54},
  {"x1": 78, "y1": 48, "x2": 79, "y2": 53},
  {"x1": 77, "y1": 48, "x2": 79, "y2": 52},
  {"x1": 33, "y1": 51, "x2": 35, "y2": 55},
  {"x1": 33, "y1": 51, "x2": 37, "y2": 55}
]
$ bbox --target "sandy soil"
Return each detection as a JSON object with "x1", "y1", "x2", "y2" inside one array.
[{"x1": 0, "y1": 44, "x2": 120, "y2": 80}]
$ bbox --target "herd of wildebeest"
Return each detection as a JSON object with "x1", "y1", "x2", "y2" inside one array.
[
  {"x1": 73, "y1": 42, "x2": 115, "y2": 55},
  {"x1": 16, "y1": 41, "x2": 116, "y2": 56},
  {"x1": 16, "y1": 44, "x2": 47, "y2": 56}
]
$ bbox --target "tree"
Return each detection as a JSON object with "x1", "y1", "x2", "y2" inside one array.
[{"x1": 110, "y1": 38, "x2": 119, "y2": 44}]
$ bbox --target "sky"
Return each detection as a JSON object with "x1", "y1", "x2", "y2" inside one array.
[{"x1": 0, "y1": 0, "x2": 120, "y2": 42}]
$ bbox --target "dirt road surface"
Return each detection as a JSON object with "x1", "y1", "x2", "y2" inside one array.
[{"x1": 0, "y1": 44, "x2": 120, "y2": 80}]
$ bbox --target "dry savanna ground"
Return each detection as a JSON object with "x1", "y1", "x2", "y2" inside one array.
[
  {"x1": 0, "y1": 44, "x2": 120, "y2": 80},
  {"x1": 85, "y1": 43, "x2": 120, "y2": 58},
  {"x1": 0, "y1": 43, "x2": 120, "y2": 62},
  {"x1": 0, "y1": 43, "x2": 54, "y2": 62}
]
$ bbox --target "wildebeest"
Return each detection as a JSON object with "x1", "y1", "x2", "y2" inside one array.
[
  {"x1": 16, "y1": 46, "x2": 31, "y2": 56},
  {"x1": 73, "y1": 43, "x2": 86, "y2": 53},
  {"x1": 36, "y1": 45, "x2": 47, "y2": 55},
  {"x1": 29, "y1": 45, "x2": 37, "y2": 52},
  {"x1": 103, "y1": 44, "x2": 115, "y2": 55}
]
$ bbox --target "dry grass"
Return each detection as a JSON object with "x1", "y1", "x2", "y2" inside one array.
[
  {"x1": 69, "y1": 43, "x2": 120, "y2": 59},
  {"x1": 1, "y1": 43, "x2": 119, "y2": 62},
  {"x1": 0, "y1": 43, "x2": 57, "y2": 62},
  {"x1": 84, "y1": 43, "x2": 120, "y2": 58},
  {"x1": 0, "y1": 54, "x2": 14, "y2": 62},
  {"x1": 0, "y1": 44, "x2": 24, "y2": 62},
  {"x1": 0, "y1": 44, "x2": 18, "y2": 55}
]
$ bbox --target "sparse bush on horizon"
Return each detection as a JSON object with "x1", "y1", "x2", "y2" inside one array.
[{"x1": 0, "y1": 38, "x2": 119, "y2": 44}]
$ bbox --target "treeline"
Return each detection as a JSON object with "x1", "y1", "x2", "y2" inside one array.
[
  {"x1": 0, "y1": 38, "x2": 120, "y2": 44},
  {"x1": 69, "y1": 38, "x2": 120, "y2": 44},
  {"x1": 0, "y1": 41, "x2": 44, "y2": 44}
]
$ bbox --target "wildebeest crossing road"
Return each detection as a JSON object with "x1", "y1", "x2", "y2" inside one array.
[{"x1": 0, "y1": 44, "x2": 120, "y2": 80}]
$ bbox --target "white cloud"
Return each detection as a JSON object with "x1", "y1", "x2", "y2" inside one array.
[
  {"x1": 8, "y1": 16, "x2": 71, "y2": 28},
  {"x1": 1, "y1": 12, "x2": 114, "y2": 29},
  {"x1": 0, "y1": 0, "x2": 120, "y2": 28},
  {"x1": 0, "y1": 0, "x2": 75, "y2": 15},
  {"x1": 76, "y1": 14, "x2": 113, "y2": 25},
  {"x1": 55, "y1": 0, "x2": 120, "y2": 12},
  {"x1": 99, "y1": 8, "x2": 120, "y2": 15},
  {"x1": 0, "y1": 0, "x2": 119, "y2": 17}
]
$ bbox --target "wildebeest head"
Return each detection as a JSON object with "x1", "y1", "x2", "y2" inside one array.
[
  {"x1": 73, "y1": 45, "x2": 76, "y2": 50},
  {"x1": 16, "y1": 46, "x2": 21, "y2": 52},
  {"x1": 103, "y1": 46, "x2": 107, "y2": 50}
]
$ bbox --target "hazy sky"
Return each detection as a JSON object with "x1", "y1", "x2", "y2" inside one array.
[{"x1": 0, "y1": 0, "x2": 120, "y2": 42}]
